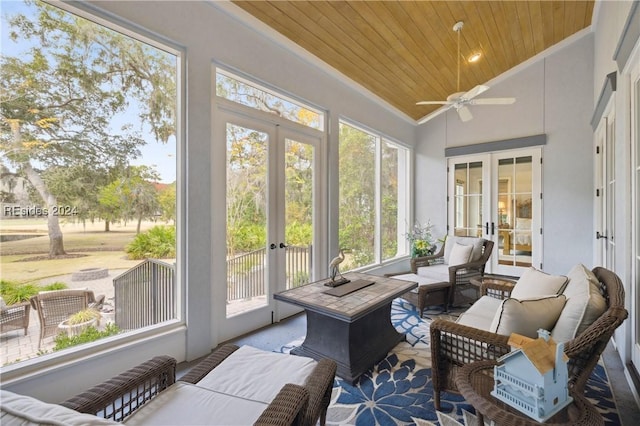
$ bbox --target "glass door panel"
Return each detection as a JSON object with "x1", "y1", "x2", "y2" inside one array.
[
  {"x1": 284, "y1": 137, "x2": 314, "y2": 291},
  {"x1": 226, "y1": 123, "x2": 269, "y2": 318},
  {"x1": 496, "y1": 156, "x2": 534, "y2": 270},
  {"x1": 453, "y1": 161, "x2": 484, "y2": 237}
]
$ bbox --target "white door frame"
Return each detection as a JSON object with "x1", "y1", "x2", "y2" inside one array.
[
  {"x1": 216, "y1": 104, "x2": 324, "y2": 341},
  {"x1": 594, "y1": 100, "x2": 616, "y2": 270},
  {"x1": 447, "y1": 147, "x2": 542, "y2": 277}
]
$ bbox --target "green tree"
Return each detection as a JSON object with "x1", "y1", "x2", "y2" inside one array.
[
  {"x1": 158, "y1": 182, "x2": 176, "y2": 224},
  {"x1": 0, "y1": 1, "x2": 175, "y2": 257},
  {"x1": 98, "y1": 166, "x2": 160, "y2": 233}
]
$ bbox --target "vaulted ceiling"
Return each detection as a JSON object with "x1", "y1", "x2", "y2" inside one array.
[{"x1": 232, "y1": 1, "x2": 594, "y2": 121}]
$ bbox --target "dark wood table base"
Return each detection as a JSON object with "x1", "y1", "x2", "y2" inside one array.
[{"x1": 292, "y1": 303, "x2": 403, "y2": 384}]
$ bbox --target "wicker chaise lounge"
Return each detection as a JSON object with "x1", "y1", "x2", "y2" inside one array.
[
  {"x1": 430, "y1": 266, "x2": 628, "y2": 411},
  {"x1": 0, "y1": 300, "x2": 30, "y2": 336},
  {"x1": 2, "y1": 343, "x2": 337, "y2": 426}
]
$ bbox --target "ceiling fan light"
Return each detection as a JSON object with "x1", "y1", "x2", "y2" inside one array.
[{"x1": 467, "y1": 51, "x2": 482, "y2": 63}]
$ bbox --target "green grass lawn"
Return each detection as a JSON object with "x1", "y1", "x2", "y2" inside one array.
[{"x1": 0, "y1": 219, "x2": 166, "y2": 283}]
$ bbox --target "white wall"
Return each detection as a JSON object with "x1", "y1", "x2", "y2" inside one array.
[
  {"x1": 4, "y1": 0, "x2": 415, "y2": 402},
  {"x1": 591, "y1": 0, "x2": 637, "y2": 375},
  {"x1": 416, "y1": 32, "x2": 594, "y2": 276}
]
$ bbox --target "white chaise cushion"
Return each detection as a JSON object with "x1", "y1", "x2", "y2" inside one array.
[
  {"x1": 443, "y1": 236, "x2": 485, "y2": 264},
  {"x1": 448, "y1": 243, "x2": 473, "y2": 266},
  {"x1": 0, "y1": 390, "x2": 119, "y2": 426},
  {"x1": 456, "y1": 296, "x2": 504, "y2": 331},
  {"x1": 196, "y1": 345, "x2": 317, "y2": 404},
  {"x1": 123, "y1": 382, "x2": 267, "y2": 425},
  {"x1": 510, "y1": 267, "x2": 568, "y2": 299},
  {"x1": 551, "y1": 264, "x2": 607, "y2": 343},
  {"x1": 490, "y1": 295, "x2": 567, "y2": 338}
]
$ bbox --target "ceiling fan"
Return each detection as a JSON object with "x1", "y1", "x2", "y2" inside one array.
[{"x1": 417, "y1": 21, "x2": 515, "y2": 122}]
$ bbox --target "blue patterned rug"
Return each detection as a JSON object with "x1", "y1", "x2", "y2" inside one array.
[{"x1": 281, "y1": 299, "x2": 621, "y2": 425}]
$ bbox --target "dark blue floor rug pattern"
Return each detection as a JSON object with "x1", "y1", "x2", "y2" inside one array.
[{"x1": 281, "y1": 299, "x2": 621, "y2": 425}]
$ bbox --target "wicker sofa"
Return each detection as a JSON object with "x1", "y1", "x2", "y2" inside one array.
[
  {"x1": 430, "y1": 265, "x2": 628, "y2": 411},
  {"x1": 1, "y1": 344, "x2": 337, "y2": 426}
]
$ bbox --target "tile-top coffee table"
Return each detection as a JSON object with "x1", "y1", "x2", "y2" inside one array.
[{"x1": 274, "y1": 272, "x2": 417, "y2": 384}]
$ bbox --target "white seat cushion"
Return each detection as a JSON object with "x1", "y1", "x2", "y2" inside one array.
[
  {"x1": 490, "y1": 295, "x2": 567, "y2": 338},
  {"x1": 0, "y1": 390, "x2": 119, "y2": 426},
  {"x1": 196, "y1": 345, "x2": 317, "y2": 404},
  {"x1": 124, "y1": 382, "x2": 267, "y2": 425},
  {"x1": 416, "y1": 264, "x2": 450, "y2": 282},
  {"x1": 551, "y1": 264, "x2": 607, "y2": 342},
  {"x1": 393, "y1": 273, "x2": 443, "y2": 290},
  {"x1": 510, "y1": 267, "x2": 568, "y2": 299},
  {"x1": 456, "y1": 296, "x2": 503, "y2": 331}
]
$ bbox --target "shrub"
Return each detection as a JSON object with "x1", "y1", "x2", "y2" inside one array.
[
  {"x1": 126, "y1": 225, "x2": 176, "y2": 259},
  {"x1": 41, "y1": 282, "x2": 68, "y2": 291},
  {"x1": 53, "y1": 323, "x2": 119, "y2": 351},
  {"x1": 67, "y1": 308, "x2": 101, "y2": 325},
  {"x1": 0, "y1": 280, "x2": 69, "y2": 305}
]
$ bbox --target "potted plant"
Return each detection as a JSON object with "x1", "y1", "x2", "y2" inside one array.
[
  {"x1": 59, "y1": 308, "x2": 101, "y2": 337},
  {"x1": 405, "y1": 221, "x2": 436, "y2": 258}
]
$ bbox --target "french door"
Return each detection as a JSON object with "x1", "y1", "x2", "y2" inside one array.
[
  {"x1": 218, "y1": 109, "x2": 322, "y2": 341},
  {"x1": 594, "y1": 108, "x2": 616, "y2": 271},
  {"x1": 448, "y1": 148, "x2": 542, "y2": 276}
]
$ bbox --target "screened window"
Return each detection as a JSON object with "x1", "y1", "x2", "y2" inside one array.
[
  {"x1": 0, "y1": 0, "x2": 179, "y2": 366},
  {"x1": 338, "y1": 121, "x2": 410, "y2": 270}
]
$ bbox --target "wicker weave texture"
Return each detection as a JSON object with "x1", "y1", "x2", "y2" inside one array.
[
  {"x1": 430, "y1": 266, "x2": 628, "y2": 412},
  {"x1": 60, "y1": 355, "x2": 176, "y2": 422},
  {"x1": 0, "y1": 301, "x2": 30, "y2": 335}
]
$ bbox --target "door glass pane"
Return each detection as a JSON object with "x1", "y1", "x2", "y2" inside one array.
[
  {"x1": 498, "y1": 156, "x2": 533, "y2": 267},
  {"x1": 454, "y1": 162, "x2": 483, "y2": 237},
  {"x1": 284, "y1": 138, "x2": 313, "y2": 289},
  {"x1": 226, "y1": 124, "x2": 268, "y2": 317}
]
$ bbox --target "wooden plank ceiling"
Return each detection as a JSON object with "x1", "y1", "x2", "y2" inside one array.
[{"x1": 232, "y1": 1, "x2": 594, "y2": 121}]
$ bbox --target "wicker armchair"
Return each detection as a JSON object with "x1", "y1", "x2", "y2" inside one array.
[
  {"x1": 430, "y1": 266, "x2": 628, "y2": 410},
  {"x1": 0, "y1": 301, "x2": 31, "y2": 336},
  {"x1": 30, "y1": 289, "x2": 95, "y2": 348}
]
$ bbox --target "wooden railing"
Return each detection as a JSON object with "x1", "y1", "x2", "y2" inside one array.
[{"x1": 113, "y1": 259, "x2": 176, "y2": 330}]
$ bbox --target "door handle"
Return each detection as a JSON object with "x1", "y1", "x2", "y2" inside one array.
[
  {"x1": 270, "y1": 243, "x2": 277, "y2": 250},
  {"x1": 279, "y1": 242, "x2": 288, "y2": 249},
  {"x1": 596, "y1": 232, "x2": 608, "y2": 240},
  {"x1": 485, "y1": 222, "x2": 489, "y2": 235},
  {"x1": 491, "y1": 222, "x2": 495, "y2": 235}
]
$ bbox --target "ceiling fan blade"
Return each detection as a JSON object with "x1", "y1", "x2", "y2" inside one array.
[
  {"x1": 470, "y1": 97, "x2": 516, "y2": 105},
  {"x1": 457, "y1": 106, "x2": 473, "y2": 122},
  {"x1": 462, "y1": 85, "x2": 490, "y2": 100},
  {"x1": 416, "y1": 100, "x2": 451, "y2": 105}
]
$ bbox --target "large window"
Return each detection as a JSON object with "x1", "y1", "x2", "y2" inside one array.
[
  {"x1": 0, "y1": 1, "x2": 179, "y2": 366},
  {"x1": 338, "y1": 121, "x2": 410, "y2": 270}
]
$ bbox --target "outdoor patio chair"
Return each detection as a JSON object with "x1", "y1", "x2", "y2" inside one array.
[
  {"x1": 0, "y1": 299, "x2": 31, "y2": 336},
  {"x1": 389, "y1": 236, "x2": 494, "y2": 308},
  {"x1": 430, "y1": 266, "x2": 628, "y2": 410},
  {"x1": 30, "y1": 289, "x2": 99, "y2": 348}
]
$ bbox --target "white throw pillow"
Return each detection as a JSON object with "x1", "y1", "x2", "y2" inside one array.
[
  {"x1": 551, "y1": 264, "x2": 607, "y2": 342},
  {"x1": 490, "y1": 295, "x2": 567, "y2": 338},
  {"x1": 443, "y1": 236, "x2": 485, "y2": 263},
  {"x1": 448, "y1": 243, "x2": 473, "y2": 266},
  {"x1": 510, "y1": 267, "x2": 568, "y2": 299}
]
